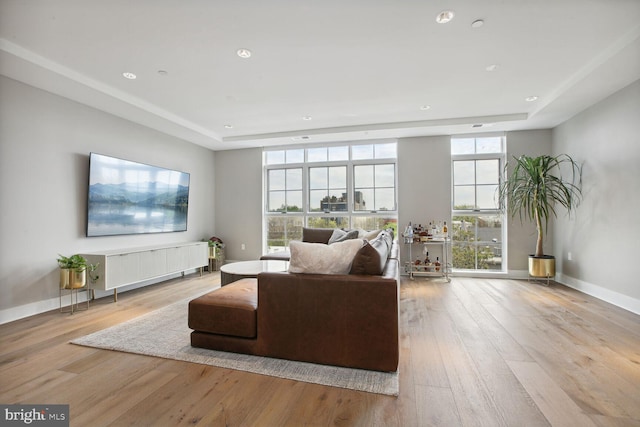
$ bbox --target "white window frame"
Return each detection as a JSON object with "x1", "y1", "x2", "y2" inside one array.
[
  {"x1": 264, "y1": 141, "x2": 398, "y2": 253},
  {"x1": 451, "y1": 133, "x2": 507, "y2": 272}
]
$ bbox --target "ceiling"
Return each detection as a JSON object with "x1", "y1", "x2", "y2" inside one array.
[{"x1": 1, "y1": 0, "x2": 639, "y2": 151}]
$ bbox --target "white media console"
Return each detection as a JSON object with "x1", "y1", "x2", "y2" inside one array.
[{"x1": 81, "y1": 241, "x2": 208, "y2": 301}]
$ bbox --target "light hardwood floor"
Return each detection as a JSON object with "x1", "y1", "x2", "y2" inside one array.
[{"x1": 1, "y1": 273, "x2": 639, "y2": 426}]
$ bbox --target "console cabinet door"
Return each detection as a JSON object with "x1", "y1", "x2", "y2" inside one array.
[
  {"x1": 106, "y1": 252, "x2": 141, "y2": 289},
  {"x1": 139, "y1": 248, "x2": 168, "y2": 280},
  {"x1": 165, "y1": 246, "x2": 189, "y2": 273}
]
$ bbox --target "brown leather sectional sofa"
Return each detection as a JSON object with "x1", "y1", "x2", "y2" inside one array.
[{"x1": 188, "y1": 228, "x2": 399, "y2": 372}]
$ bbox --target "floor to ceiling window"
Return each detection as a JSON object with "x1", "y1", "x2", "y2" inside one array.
[
  {"x1": 451, "y1": 135, "x2": 506, "y2": 272},
  {"x1": 264, "y1": 141, "x2": 398, "y2": 254}
]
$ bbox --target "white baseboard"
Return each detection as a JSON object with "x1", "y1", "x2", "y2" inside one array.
[
  {"x1": 556, "y1": 273, "x2": 640, "y2": 315},
  {"x1": 0, "y1": 270, "x2": 198, "y2": 325},
  {"x1": 0, "y1": 292, "x2": 92, "y2": 325}
]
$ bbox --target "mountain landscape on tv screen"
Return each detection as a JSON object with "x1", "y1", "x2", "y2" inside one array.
[{"x1": 89, "y1": 182, "x2": 189, "y2": 207}]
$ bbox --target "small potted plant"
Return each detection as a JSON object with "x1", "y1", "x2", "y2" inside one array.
[
  {"x1": 57, "y1": 254, "x2": 97, "y2": 289},
  {"x1": 498, "y1": 154, "x2": 582, "y2": 279},
  {"x1": 206, "y1": 236, "x2": 225, "y2": 270}
]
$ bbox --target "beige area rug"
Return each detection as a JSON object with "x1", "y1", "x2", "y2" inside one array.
[{"x1": 71, "y1": 297, "x2": 399, "y2": 396}]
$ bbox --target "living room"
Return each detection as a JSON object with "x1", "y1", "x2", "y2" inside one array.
[{"x1": 1, "y1": 1, "x2": 639, "y2": 425}]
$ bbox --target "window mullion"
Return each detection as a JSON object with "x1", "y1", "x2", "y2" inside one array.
[
  {"x1": 351, "y1": 164, "x2": 357, "y2": 213},
  {"x1": 302, "y1": 163, "x2": 308, "y2": 217}
]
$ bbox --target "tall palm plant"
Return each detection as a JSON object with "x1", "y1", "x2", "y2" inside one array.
[{"x1": 498, "y1": 154, "x2": 582, "y2": 258}]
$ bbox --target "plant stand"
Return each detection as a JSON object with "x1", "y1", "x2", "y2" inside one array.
[
  {"x1": 59, "y1": 286, "x2": 90, "y2": 314},
  {"x1": 528, "y1": 275, "x2": 552, "y2": 286},
  {"x1": 208, "y1": 246, "x2": 225, "y2": 272},
  {"x1": 527, "y1": 255, "x2": 555, "y2": 286}
]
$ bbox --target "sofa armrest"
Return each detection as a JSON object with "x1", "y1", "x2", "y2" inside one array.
[
  {"x1": 259, "y1": 251, "x2": 291, "y2": 261},
  {"x1": 256, "y1": 271, "x2": 399, "y2": 372}
]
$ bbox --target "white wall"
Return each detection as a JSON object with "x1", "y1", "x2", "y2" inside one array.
[
  {"x1": 0, "y1": 76, "x2": 216, "y2": 323},
  {"x1": 553, "y1": 80, "x2": 640, "y2": 313},
  {"x1": 397, "y1": 136, "x2": 452, "y2": 267},
  {"x1": 214, "y1": 148, "x2": 263, "y2": 261}
]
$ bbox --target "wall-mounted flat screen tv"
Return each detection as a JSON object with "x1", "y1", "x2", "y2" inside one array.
[{"x1": 87, "y1": 153, "x2": 190, "y2": 237}]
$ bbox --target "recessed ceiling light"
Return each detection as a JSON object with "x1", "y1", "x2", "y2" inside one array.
[
  {"x1": 302, "y1": 116, "x2": 312, "y2": 121},
  {"x1": 525, "y1": 96, "x2": 539, "y2": 102},
  {"x1": 237, "y1": 48, "x2": 252, "y2": 59},
  {"x1": 486, "y1": 64, "x2": 498, "y2": 72},
  {"x1": 224, "y1": 124, "x2": 233, "y2": 129},
  {"x1": 157, "y1": 70, "x2": 168, "y2": 76},
  {"x1": 471, "y1": 19, "x2": 484, "y2": 28},
  {"x1": 420, "y1": 105, "x2": 431, "y2": 110},
  {"x1": 122, "y1": 72, "x2": 137, "y2": 79},
  {"x1": 436, "y1": 11, "x2": 455, "y2": 24}
]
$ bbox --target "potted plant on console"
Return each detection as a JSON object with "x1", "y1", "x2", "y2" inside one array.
[{"x1": 498, "y1": 154, "x2": 582, "y2": 281}]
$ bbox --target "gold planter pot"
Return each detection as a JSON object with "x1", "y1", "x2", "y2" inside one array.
[
  {"x1": 528, "y1": 255, "x2": 555, "y2": 278},
  {"x1": 60, "y1": 268, "x2": 86, "y2": 289},
  {"x1": 60, "y1": 268, "x2": 72, "y2": 289},
  {"x1": 70, "y1": 269, "x2": 87, "y2": 289}
]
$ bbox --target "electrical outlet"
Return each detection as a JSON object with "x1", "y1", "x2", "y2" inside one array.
[
  {"x1": 567, "y1": 252, "x2": 572, "y2": 261},
  {"x1": 241, "y1": 244, "x2": 246, "y2": 250}
]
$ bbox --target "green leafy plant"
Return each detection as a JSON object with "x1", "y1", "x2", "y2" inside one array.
[
  {"x1": 57, "y1": 254, "x2": 88, "y2": 271},
  {"x1": 498, "y1": 154, "x2": 582, "y2": 257},
  {"x1": 57, "y1": 254, "x2": 99, "y2": 277},
  {"x1": 206, "y1": 236, "x2": 224, "y2": 248},
  {"x1": 87, "y1": 262, "x2": 100, "y2": 284}
]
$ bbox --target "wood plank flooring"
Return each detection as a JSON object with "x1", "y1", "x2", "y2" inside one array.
[{"x1": 1, "y1": 274, "x2": 638, "y2": 426}]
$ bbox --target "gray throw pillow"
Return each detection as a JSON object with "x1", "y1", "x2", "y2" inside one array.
[{"x1": 328, "y1": 229, "x2": 359, "y2": 244}]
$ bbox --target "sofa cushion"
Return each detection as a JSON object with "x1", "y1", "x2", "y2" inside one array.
[
  {"x1": 188, "y1": 278, "x2": 258, "y2": 338},
  {"x1": 289, "y1": 239, "x2": 364, "y2": 274},
  {"x1": 302, "y1": 227, "x2": 335, "y2": 244},
  {"x1": 350, "y1": 231, "x2": 393, "y2": 275},
  {"x1": 328, "y1": 228, "x2": 359, "y2": 244}
]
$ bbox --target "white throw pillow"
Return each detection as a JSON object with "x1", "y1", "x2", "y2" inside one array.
[
  {"x1": 354, "y1": 228, "x2": 382, "y2": 240},
  {"x1": 288, "y1": 239, "x2": 365, "y2": 275},
  {"x1": 363, "y1": 229, "x2": 382, "y2": 241}
]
